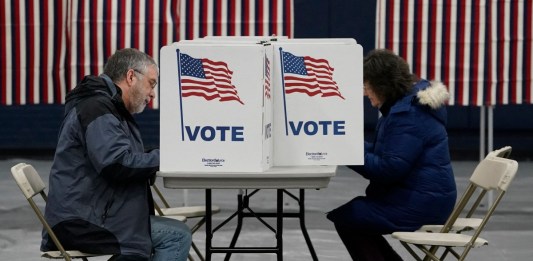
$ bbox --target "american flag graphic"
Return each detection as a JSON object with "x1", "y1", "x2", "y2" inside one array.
[
  {"x1": 376, "y1": 0, "x2": 533, "y2": 106},
  {"x1": 179, "y1": 52, "x2": 244, "y2": 105},
  {"x1": 264, "y1": 55, "x2": 271, "y2": 99},
  {"x1": 281, "y1": 50, "x2": 344, "y2": 99}
]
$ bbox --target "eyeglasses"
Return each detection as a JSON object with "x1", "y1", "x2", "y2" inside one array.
[{"x1": 133, "y1": 69, "x2": 158, "y2": 89}]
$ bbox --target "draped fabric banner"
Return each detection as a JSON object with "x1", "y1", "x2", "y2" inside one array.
[
  {"x1": 376, "y1": 0, "x2": 533, "y2": 106},
  {"x1": 180, "y1": 0, "x2": 293, "y2": 40},
  {"x1": 0, "y1": 0, "x2": 68, "y2": 106},
  {"x1": 0, "y1": 0, "x2": 294, "y2": 107},
  {"x1": 67, "y1": 0, "x2": 181, "y2": 109}
]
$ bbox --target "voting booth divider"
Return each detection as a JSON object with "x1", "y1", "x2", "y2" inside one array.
[
  {"x1": 160, "y1": 37, "x2": 364, "y2": 172},
  {"x1": 160, "y1": 41, "x2": 274, "y2": 172},
  {"x1": 270, "y1": 39, "x2": 364, "y2": 166}
]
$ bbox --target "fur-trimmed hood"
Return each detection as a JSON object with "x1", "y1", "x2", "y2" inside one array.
[
  {"x1": 411, "y1": 80, "x2": 449, "y2": 125},
  {"x1": 391, "y1": 80, "x2": 449, "y2": 126},
  {"x1": 416, "y1": 81, "x2": 450, "y2": 109}
]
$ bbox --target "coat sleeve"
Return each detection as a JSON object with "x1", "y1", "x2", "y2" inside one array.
[
  {"x1": 346, "y1": 140, "x2": 374, "y2": 176},
  {"x1": 362, "y1": 113, "x2": 424, "y2": 183},
  {"x1": 83, "y1": 103, "x2": 159, "y2": 183}
]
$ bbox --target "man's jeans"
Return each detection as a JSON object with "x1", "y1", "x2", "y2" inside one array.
[{"x1": 150, "y1": 215, "x2": 192, "y2": 261}]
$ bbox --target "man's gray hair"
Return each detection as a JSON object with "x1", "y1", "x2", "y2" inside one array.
[{"x1": 104, "y1": 48, "x2": 157, "y2": 82}]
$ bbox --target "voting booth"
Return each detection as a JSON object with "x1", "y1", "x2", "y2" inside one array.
[
  {"x1": 270, "y1": 39, "x2": 364, "y2": 166},
  {"x1": 159, "y1": 37, "x2": 364, "y2": 172},
  {"x1": 160, "y1": 42, "x2": 274, "y2": 172}
]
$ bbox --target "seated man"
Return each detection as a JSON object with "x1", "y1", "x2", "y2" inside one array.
[{"x1": 42, "y1": 48, "x2": 191, "y2": 261}]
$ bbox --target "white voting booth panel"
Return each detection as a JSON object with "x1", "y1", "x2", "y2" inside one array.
[
  {"x1": 201, "y1": 35, "x2": 288, "y2": 42},
  {"x1": 276, "y1": 38, "x2": 358, "y2": 44},
  {"x1": 160, "y1": 38, "x2": 364, "y2": 172},
  {"x1": 160, "y1": 42, "x2": 273, "y2": 172},
  {"x1": 271, "y1": 40, "x2": 364, "y2": 166}
]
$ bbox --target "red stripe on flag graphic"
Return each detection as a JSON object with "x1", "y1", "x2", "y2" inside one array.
[{"x1": 264, "y1": 55, "x2": 271, "y2": 99}]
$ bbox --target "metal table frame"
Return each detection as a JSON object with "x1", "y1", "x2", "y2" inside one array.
[{"x1": 158, "y1": 166, "x2": 336, "y2": 261}]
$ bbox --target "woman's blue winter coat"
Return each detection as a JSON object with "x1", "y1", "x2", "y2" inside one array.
[{"x1": 328, "y1": 80, "x2": 457, "y2": 234}]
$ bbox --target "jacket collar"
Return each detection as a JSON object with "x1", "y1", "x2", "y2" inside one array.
[
  {"x1": 386, "y1": 79, "x2": 448, "y2": 125},
  {"x1": 65, "y1": 75, "x2": 136, "y2": 124}
]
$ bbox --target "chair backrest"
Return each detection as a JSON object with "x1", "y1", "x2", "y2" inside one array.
[
  {"x1": 470, "y1": 156, "x2": 518, "y2": 192},
  {"x1": 462, "y1": 146, "x2": 513, "y2": 218},
  {"x1": 10, "y1": 163, "x2": 73, "y2": 261},
  {"x1": 485, "y1": 146, "x2": 512, "y2": 159},
  {"x1": 421, "y1": 152, "x2": 518, "y2": 260},
  {"x1": 440, "y1": 156, "x2": 518, "y2": 234},
  {"x1": 462, "y1": 156, "x2": 518, "y2": 259},
  {"x1": 11, "y1": 163, "x2": 47, "y2": 199}
]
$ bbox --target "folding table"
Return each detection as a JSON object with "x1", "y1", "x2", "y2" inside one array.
[{"x1": 158, "y1": 165, "x2": 337, "y2": 261}]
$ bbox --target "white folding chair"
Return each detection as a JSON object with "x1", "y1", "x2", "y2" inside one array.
[
  {"x1": 11, "y1": 163, "x2": 110, "y2": 261},
  {"x1": 417, "y1": 146, "x2": 512, "y2": 234},
  {"x1": 152, "y1": 184, "x2": 221, "y2": 261},
  {"x1": 392, "y1": 156, "x2": 519, "y2": 261}
]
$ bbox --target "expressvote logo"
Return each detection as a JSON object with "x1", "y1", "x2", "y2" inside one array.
[
  {"x1": 279, "y1": 49, "x2": 346, "y2": 136},
  {"x1": 176, "y1": 50, "x2": 245, "y2": 142}
]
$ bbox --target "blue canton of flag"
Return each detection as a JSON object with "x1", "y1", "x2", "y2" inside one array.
[
  {"x1": 283, "y1": 52, "x2": 308, "y2": 75},
  {"x1": 180, "y1": 53, "x2": 207, "y2": 78}
]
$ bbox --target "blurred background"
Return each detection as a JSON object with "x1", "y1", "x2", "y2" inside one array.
[
  {"x1": 1, "y1": 0, "x2": 532, "y2": 161},
  {"x1": 1, "y1": 1, "x2": 532, "y2": 260}
]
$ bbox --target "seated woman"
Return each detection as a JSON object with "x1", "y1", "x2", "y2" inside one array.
[{"x1": 327, "y1": 49, "x2": 457, "y2": 261}]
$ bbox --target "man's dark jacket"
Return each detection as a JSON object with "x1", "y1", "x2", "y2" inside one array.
[{"x1": 42, "y1": 75, "x2": 158, "y2": 258}]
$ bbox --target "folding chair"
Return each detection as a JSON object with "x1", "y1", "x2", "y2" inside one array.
[
  {"x1": 11, "y1": 163, "x2": 110, "y2": 261},
  {"x1": 417, "y1": 146, "x2": 513, "y2": 233},
  {"x1": 392, "y1": 156, "x2": 519, "y2": 261},
  {"x1": 151, "y1": 184, "x2": 221, "y2": 261}
]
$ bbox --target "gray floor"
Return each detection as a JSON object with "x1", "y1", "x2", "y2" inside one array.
[{"x1": 1, "y1": 158, "x2": 532, "y2": 260}]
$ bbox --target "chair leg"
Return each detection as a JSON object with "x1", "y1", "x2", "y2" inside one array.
[
  {"x1": 448, "y1": 246, "x2": 462, "y2": 259},
  {"x1": 189, "y1": 218, "x2": 206, "y2": 261},
  {"x1": 423, "y1": 246, "x2": 440, "y2": 261},
  {"x1": 191, "y1": 241, "x2": 205, "y2": 261},
  {"x1": 439, "y1": 247, "x2": 452, "y2": 260},
  {"x1": 400, "y1": 242, "x2": 424, "y2": 261},
  {"x1": 191, "y1": 218, "x2": 206, "y2": 234},
  {"x1": 414, "y1": 244, "x2": 441, "y2": 261}
]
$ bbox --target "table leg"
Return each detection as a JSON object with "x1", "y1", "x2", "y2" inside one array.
[
  {"x1": 277, "y1": 189, "x2": 283, "y2": 261},
  {"x1": 224, "y1": 190, "x2": 244, "y2": 261},
  {"x1": 298, "y1": 189, "x2": 318, "y2": 261},
  {"x1": 205, "y1": 189, "x2": 212, "y2": 261},
  {"x1": 206, "y1": 189, "x2": 313, "y2": 261}
]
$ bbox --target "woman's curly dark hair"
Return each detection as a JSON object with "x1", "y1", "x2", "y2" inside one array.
[{"x1": 363, "y1": 49, "x2": 415, "y2": 104}]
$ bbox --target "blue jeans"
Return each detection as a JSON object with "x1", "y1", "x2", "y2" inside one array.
[{"x1": 150, "y1": 215, "x2": 192, "y2": 261}]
